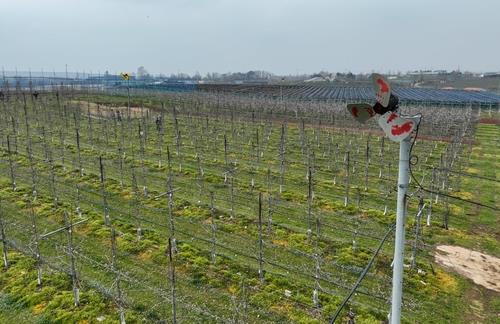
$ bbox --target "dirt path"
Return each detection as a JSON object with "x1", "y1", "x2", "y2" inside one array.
[{"x1": 434, "y1": 245, "x2": 500, "y2": 292}]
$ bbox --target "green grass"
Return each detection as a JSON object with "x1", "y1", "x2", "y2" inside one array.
[
  {"x1": 425, "y1": 123, "x2": 499, "y2": 255},
  {"x1": 0, "y1": 92, "x2": 497, "y2": 323},
  {"x1": 0, "y1": 252, "x2": 130, "y2": 324}
]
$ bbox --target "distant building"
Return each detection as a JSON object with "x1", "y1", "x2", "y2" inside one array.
[
  {"x1": 481, "y1": 72, "x2": 500, "y2": 78},
  {"x1": 463, "y1": 87, "x2": 486, "y2": 92},
  {"x1": 304, "y1": 76, "x2": 332, "y2": 82},
  {"x1": 408, "y1": 70, "x2": 449, "y2": 76}
]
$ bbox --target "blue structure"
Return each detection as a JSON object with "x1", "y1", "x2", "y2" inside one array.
[
  {"x1": 3, "y1": 75, "x2": 498, "y2": 106},
  {"x1": 289, "y1": 86, "x2": 500, "y2": 106}
]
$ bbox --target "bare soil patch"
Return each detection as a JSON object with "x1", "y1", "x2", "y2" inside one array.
[
  {"x1": 70, "y1": 100, "x2": 154, "y2": 119},
  {"x1": 435, "y1": 245, "x2": 500, "y2": 292},
  {"x1": 479, "y1": 117, "x2": 500, "y2": 125}
]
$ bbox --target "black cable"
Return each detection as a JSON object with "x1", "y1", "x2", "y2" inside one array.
[
  {"x1": 329, "y1": 223, "x2": 396, "y2": 323},
  {"x1": 408, "y1": 116, "x2": 499, "y2": 211},
  {"x1": 425, "y1": 166, "x2": 500, "y2": 183}
]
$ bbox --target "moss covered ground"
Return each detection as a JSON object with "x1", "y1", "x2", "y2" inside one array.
[{"x1": 0, "y1": 92, "x2": 497, "y2": 323}]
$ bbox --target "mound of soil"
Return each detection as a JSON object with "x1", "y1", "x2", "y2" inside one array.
[{"x1": 435, "y1": 245, "x2": 500, "y2": 292}]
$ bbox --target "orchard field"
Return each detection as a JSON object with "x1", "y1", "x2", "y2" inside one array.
[{"x1": 0, "y1": 84, "x2": 498, "y2": 323}]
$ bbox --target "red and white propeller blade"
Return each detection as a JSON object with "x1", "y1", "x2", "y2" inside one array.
[
  {"x1": 347, "y1": 103, "x2": 376, "y2": 124},
  {"x1": 372, "y1": 73, "x2": 391, "y2": 108},
  {"x1": 377, "y1": 111, "x2": 421, "y2": 142}
]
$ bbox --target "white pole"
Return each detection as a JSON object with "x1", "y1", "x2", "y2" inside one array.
[{"x1": 390, "y1": 136, "x2": 410, "y2": 324}]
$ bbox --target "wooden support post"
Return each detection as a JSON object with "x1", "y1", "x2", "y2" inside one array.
[
  {"x1": 99, "y1": 156, "x2": 110, "y2": 226},
  {"x1": 0, "y1": 200, "x2": 9, "y2": 269},
  {"x1": 258, "y1": 193, "x2": 264, "y2": 283},
  {"x1": 210, "y1": 192, "x2": 216, "y2": 264},
  {"x1": 168, "y1": 237, "x2": 177, "y2": 324},
  {"x1": 344, "y1": 151, "x2": 350, "y2": 206},
  {"x1": 63, "y1": 211, "x2": 80, "y2": 306}
]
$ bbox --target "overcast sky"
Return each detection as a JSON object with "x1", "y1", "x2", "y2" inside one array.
[{"x1": 1, "y1": 0, "x2": 499, "y2": 75}]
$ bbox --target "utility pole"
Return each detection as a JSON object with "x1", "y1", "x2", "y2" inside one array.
[
  {"x1": 390, "y1": 137, "x2": 410, "y2": 324},
  {"x1": 346, "y1": 73, "x2": 421, "y2": 324}
]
